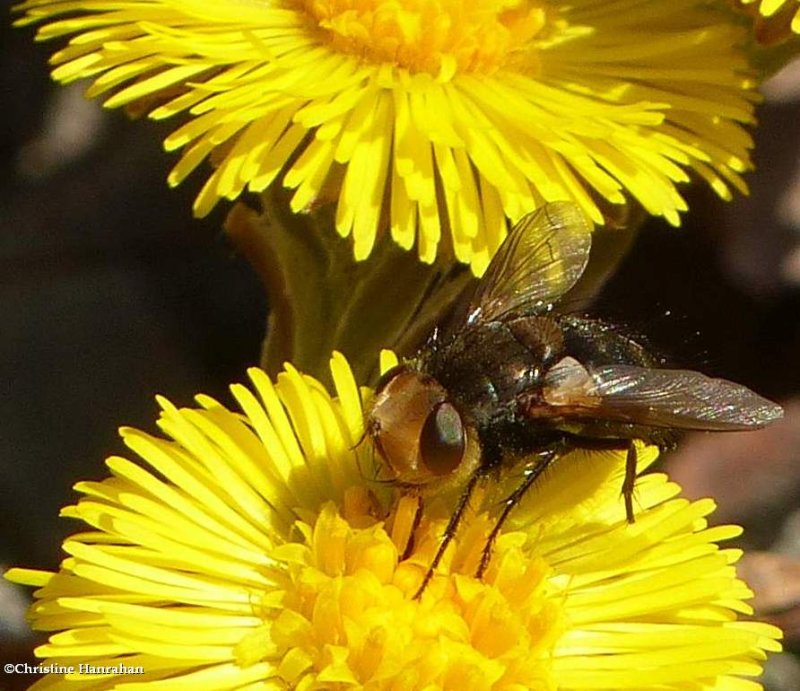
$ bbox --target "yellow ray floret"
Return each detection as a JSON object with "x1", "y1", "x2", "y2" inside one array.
[
  {"x1": 16, "y1": 0, "x2": 759, "y2": 273},
  {"x1": 737, "y1": 0, "x2": 800, "y2": 42},
  {"x1": 6, "y1": 354, "x2": 781, "y2": 688}
]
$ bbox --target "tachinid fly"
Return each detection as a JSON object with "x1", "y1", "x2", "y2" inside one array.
[{"x1": 367, "y1": 202, "x2": 783, "y2": 598}]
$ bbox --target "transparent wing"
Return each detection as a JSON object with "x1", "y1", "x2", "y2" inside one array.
[
  {"x1": 584, "y1": 364, "x2": 784, "y2": 430},
  {"x1": 469, "y1": 202, "x2": 592, "y2": 322}
]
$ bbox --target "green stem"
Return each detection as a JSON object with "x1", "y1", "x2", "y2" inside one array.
[{"x1": 225, "y1": 189, "x2": 472, "y2": 388}]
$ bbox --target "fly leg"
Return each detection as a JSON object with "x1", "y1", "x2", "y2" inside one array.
[
  {"x1": 576, "y1": 438, "x2": 639, "y2": 523},
  {"x1": 623, "y1": 441, "x2": 637, "y2": 524},
  {"x1": 413, "y1": 470, "x2": 484, "y2": 600},
  {"x1": 476, "y1": 448, "x2": 559, "y2": 579},
  {"x1": 400, "y1": 494, "x2": 424, "y2": 561}
]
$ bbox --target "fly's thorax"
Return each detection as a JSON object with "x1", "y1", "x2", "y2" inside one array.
[{"x1": 422, "y1": 316, "x2": 566, "y2": 420}]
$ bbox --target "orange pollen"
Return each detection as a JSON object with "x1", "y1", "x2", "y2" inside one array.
[{"x1": 297, "y1": 0, "x2": 551, "y2": 75}]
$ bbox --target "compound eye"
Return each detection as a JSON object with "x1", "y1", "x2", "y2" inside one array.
[{"x1": 419, "y1": 401, "x2": 465, "y2": 477}]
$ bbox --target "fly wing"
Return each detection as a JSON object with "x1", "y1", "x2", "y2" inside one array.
[
  {"x1": 581, "y1": 364, "x2": 784, "y2": 430},
  {"x1": 469, "y1": 202, "x2": 592, "y2": 323}
]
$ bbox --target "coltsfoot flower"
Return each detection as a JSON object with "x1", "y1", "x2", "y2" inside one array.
[
  {"x1": 6, "y1": 354, "x2": 781, "y2": 688},
  {"x1": 17, "y1": 0, "x2": 759, "y2": 274}
]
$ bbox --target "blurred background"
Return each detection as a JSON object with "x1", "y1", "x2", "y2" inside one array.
[{"x1": 2, "y1": 12, "x2": 800, "y2": 690}]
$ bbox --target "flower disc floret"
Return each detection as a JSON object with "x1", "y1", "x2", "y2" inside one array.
[{"x1": 299, "y1": 0, "x2": 550, "y2": 77}]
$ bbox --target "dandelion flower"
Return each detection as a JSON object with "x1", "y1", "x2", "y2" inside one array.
[
  {"x1": 17, "y1": 0, "x2": 758, "y2": 274},
  {"x1": 6, "y1": 353, "x2": 780, "y2": 688}
]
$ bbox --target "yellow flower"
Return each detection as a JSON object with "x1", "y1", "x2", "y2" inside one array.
[
  {"x1": 6, "y1": 353, "x2": 780, "y2": 689},
  {"x1": 16, "y1": 0, "x2": 757, "y2": 274}
]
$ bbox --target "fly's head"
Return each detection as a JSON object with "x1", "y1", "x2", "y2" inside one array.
[{"x1": 367, "y1": 365, "x2": 477, "y2": 487}]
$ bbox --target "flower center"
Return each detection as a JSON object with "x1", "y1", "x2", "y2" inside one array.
[
  {"x1": 297, "y1": 0, "x2": 552, "y2": 76},
  {"x1": 250, "y1": 493, "x2": 562, "y2": 687}
]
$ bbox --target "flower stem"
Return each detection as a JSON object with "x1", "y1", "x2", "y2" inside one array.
[{"x1": 225, "y1": 189, "x2": 472, "y2": 387}]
